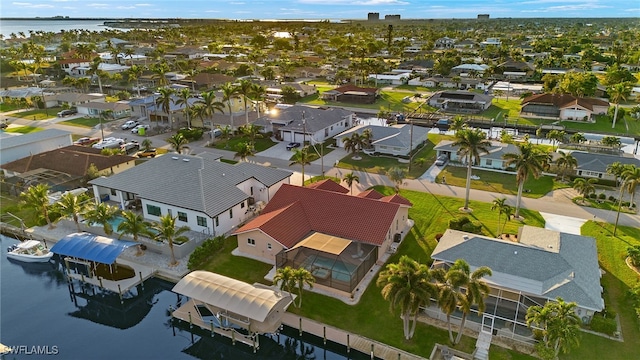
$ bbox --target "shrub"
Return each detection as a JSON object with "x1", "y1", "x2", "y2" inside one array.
[
  {"x1": 589, "y1": 315, "x2": 617, "y2": 335},
  {"x1": 622, "y1": 201, "x2": 631, "y2": 207},
  {"x1": 435, "y1": 233, "x2": 443, "y2": 242},
  {"x1": 449, "y1": 216, "x2": 482, "y2": 234},
  {"x1": 608, "y1": 195, "x2": 616, "y2": 202},
  {"x1": 588, "y1": 193, "x2": 597, "y2": 199},
  {"x1": 598, "y1": 193, "x2": 606, "y2": 200},
  {"x1": 187, "y1": 236, "x2": 225, "y2": 270},
  {"x1": 178, "y1": 128, "x2": 204, "y2": 141},
  {"x1": 461, "y1": 221, "x2": 483, "y2": 234}
]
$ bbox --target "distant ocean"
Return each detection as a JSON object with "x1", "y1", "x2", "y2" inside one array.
[{"x1": 0, "y1": 19, "x2": 115, "y2": 39}]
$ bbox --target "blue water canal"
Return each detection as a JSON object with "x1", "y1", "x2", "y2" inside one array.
[{"x1": 1, "y1": 235, "x2": 376, "y2": 360}]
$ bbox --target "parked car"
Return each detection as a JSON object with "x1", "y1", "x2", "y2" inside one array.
[
  {"x1": 131, "y1": 124, "x2": 150, "y2": 134},
  {"x1": 210, "y1": 128, "x2": 223, "y2": 138},
  {"x1": 286, "y1": 142, "x2": 301, "y2": 150},
  {"x1": 57, "y1": 109, "x2": 77, "y2": 117},
  {"x1": 136, "y1": 148, "x2": 157, "y2": 158},
  {"x1": 73, "y1": 137, "x2": 100, "y2": 146},
  {"x1": 121, "y1": 140, "x2": 140, "y2": 153},
  {"x1": 122, "y1": 120, "x2": 139, "y2": 130},
  {"x1": 435, "y1": 154, "x2": 448, "y2": 166},
  {"x1": 92, "y1": 137, "x2": 125, "y2": 149}
]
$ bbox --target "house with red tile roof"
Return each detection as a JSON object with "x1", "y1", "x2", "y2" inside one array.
[
  {"x1": 233, "y1": 183, "x2": 413, "y2": 294},
  {"x1": 520, "y1": 93, "x2": 609, "y2": 121}
]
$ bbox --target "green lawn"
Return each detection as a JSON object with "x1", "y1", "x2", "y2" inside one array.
[
  {"x1": 563, "y1": 222, "x2": 640, "y2": 360},
  {"x1": 574, "y1": 197, "x2": 636, "y2": 213},
  {"x1": 302, "y1": 89, "x2": 427, "y2": 113},
  {"x1": 59, "y1": 117, "x2": 101, "y2": 128},
  {"x1": 0, "y1": 103, "x2": 27, "y2": 112},
  {"x1": 338, "y1": 133, "x2": 454, "y2": 179},
  {"x1": 3, "y1": 126, "x2": 42, "y2": 134},
  {"x1": 437, "y1": 167, "x2": 568, "y2": 199},
  {"x1": 212, "y1": 135, "x2": 276, "y2": 153},
  {"x1": 196, "y1": 186, "x2": 544, "y2": 359},
  {"x1": 9, "y1": 107, "x2": 62, "y2": 120}
]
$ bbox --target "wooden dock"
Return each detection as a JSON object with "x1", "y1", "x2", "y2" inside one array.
[{"x1": 281, "y1": 313, "x2": 425, "y2": 360}]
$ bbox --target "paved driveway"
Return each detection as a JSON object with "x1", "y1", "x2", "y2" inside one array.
[{"x1": 256, "y1": 141, "x2": 295, "y2": 160}]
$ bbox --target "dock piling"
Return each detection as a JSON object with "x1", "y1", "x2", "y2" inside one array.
[
  {"x1": 299, "y1": 317, "x2": 302, "y2": 336},
  {"x1": 323, "y1": 326, "x2": 327, "y2": 345},
  {"x1": 347, "y1": 334, "x2": 350, "y2": 353},
  {"x1": 117, "y1": 284, "x2": 123, "y2": 304},
  {"x1": 370, "y1": 343, "x2": 374, "y2": 359}
]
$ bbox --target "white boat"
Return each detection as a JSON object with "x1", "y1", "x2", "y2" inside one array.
[{"x1": 6, "y1": 240, "x2": 54, "y2": 263}]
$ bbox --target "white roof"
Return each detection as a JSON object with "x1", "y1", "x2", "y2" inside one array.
[
  {"x1": 172, "y1": 271, "x2": 292, "y2": 322},
  {"x1": 17, "y1": 240, "x2": 42, "y2": 249}
]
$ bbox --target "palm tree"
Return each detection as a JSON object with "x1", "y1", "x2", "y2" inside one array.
[
  {"x1": 174, "y1": 88, "x2": 193, "y2": 128},
  {"x1": 572, "y1": 178, "x2": 597, "y2": 202},
  {"x1": 83, "y1": 202, "x2": 119, "y2": 235},
  {"x1": 19, "y1": 183, "x2": 55, "y2": 229},
  {"x1": 221, "y1": 82, "x2": 238, "y2": 128},
  {"x1": 167, "y1": 133, "x2": 188, "y2": 154},
  {"x1": 150, "y1": 214, "x2": 190, "y2": 266},
  {"x1": 607, "y1": 161, "x2": 626, "y2": 188},
  {"x1": 289, "y1": 146, "x2": 312, "y2": 186},
  {"x1": 240, "y1": 124, "x2": 263, "y2": 149},
  {"x1": 117, "y1": 210, "x2": 153, "y2": 256},
  {"x1": 343, "y1": 172, "x2": 360, "y2": 195},
  {"x1": 451, "y1": 260, "x2": 492, "y2": 344},
  {"x1": 608, "y1": 83, "x2": 631, "y2": 129},
  {"x1": 622, "y1": 165, "x2": 640, "y2": 209},
  {"x1": 155, "y1": 87, "x2": 175, "y2": 129},
  {"x1": 273, "y1": 266, "x2": 296, "y2": 300},
  {"x1": 195, "y1": 90, "x2": 225, "y2": 131},
  {"x1": 502, "y1": 142, "x2": 550, "y2": 219},
  {"x1": 377, "y1": 255, "x2": 436, "y2": 340},
  {"x1": 87, "y1": 56, "x2": 104, "y2": 93},
  {"x1": 250, "y1": 83, "x2": 267, "y2": 117},
  {"x1": 450, "y1": 115, "x2": 466, "y2": 134},
  {"x1": 432, "y1": 263, "x2": 463, "y2": 344},
  {"x1": 291, "y1": 267, "x2": 315, "y2": 308},
  {"x1": 55, "y1": 192, "x2": 90, "y2": 232},
  {"x1": 234, "y1": 141, "x2": 256, "y2": 162},
  {"x1": 151, "y1": 62, "x2": 170, "y2": 87},
  {"x1": 342, "y1": 132, "x2": 364, "y2": 158},
  {"x1": 141, "y1": 139, "x2": 153, "y2": 151},
  {"x1": 387, "y1": 167, "x2": 406, "y2": 194},
  {"x1": 491, "y1": 197, "x2": 507, "y2": 235},
  {"x1": 569, "y1": 133, "x2": 586, "y2": 144},
  {"x1": 601, "y1": 136, "x2": 621, "y2": 149},
  {"x1": 527, "y1": 298, "x2": 581, "y2": 359},
  {"x1": 546, "y1": 129, "x2": 565, "y2": 151},
  {"x1": 452, "y1": 128, "x2": 492, "y2": 211},
  {"x1": 555, "y1": 151, "x2": 577, "y2": 182},
  {"x1": 236, "y1": 79, "x2": 254, "y2": 125}
]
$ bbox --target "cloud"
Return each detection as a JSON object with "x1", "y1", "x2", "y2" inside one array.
[
  {"x1": 299, "y1": 0, "x2": 409, "y2": 5},
  {"x1": 134, "y1": 3, "x2": 153, "y2": 6},
  {"x1": 12, "y1": 2, "x2": 54, "y2": 8}
]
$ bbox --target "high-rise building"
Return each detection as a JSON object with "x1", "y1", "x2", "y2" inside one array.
[
  {"x1": 477, "y1": 14, "x2": 490, "y2": 20},
  {"x1": 384, "y1": 14, "x2": 401, "y2": 21},
  {"x1": 368, "y1": 12, "x2": 379, "y2": 21}
]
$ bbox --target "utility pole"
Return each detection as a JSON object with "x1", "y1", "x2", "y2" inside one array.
[{"x1": 408, "y1": 120, "x2": 414, "y2": 172}]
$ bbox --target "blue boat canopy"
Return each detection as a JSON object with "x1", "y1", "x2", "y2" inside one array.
[{"x1": 50, "y1": 232, "x2": 137, "y2": 264}]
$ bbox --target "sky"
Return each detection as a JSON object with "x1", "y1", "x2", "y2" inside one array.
[{"x1": 0, "y1": 0, "x2": 638, "y2": 19}]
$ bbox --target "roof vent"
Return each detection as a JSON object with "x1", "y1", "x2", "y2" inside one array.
[
  {"x1": 462, "y1": 235, "x2": 469, "y2": 241},
  {"x1": 172, "y1": 156, "x2": 179, "y2": 160},
  {"x1": 514, "y1": 251, "x2": 518, "y2": 255},
  {"x1": 182, "y1": 158, "x2": 190, "y2": 162}
]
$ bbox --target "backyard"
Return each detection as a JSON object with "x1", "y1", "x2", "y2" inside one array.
[
  {"x1": 210, "y1": 133, "x2": 277, "y2": 153},
  {"x1": 7, "y1": 107, "x2": 63, "y2": 120}
]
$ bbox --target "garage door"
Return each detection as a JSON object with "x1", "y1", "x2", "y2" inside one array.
[
  {"x1": 281, "y1": 131, "x2": 293, "y2": 142},
  {"x1": 294, "y1": 132, "x2": 306, "y2": 143}
]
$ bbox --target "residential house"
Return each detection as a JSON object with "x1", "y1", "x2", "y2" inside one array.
[
  {"x1": 77, "y1": 101, "x2": 131, "y2": 119},
  {"x1": 293, "y1": 66, "x2": 327, "y2": 79},
  {"x1": 397, "y1": 60, "x2": 434, "y2": 75},
  {"x1": 233, "y1": 182, "x2": 413, "y2": 294},
  {"x1": 59, "y1": 58, "x2": 91, "y2": 76},
  {"x1": 264, "y1": 82, "x2": 318, "y2": 102},
  {"x1": 368, "y1": 72, "x2": 411, "y2": 86},
  {"x1": 480, "y1": 37, "x2": 502, "y2": 47},
  {"x1": 434, "y1": 37, "x2": 456, "y2": 49},
  {"x1": 181, "y1": 73, "x2": 235, "y2": 90},
  {"x1": 254, "y1": 105, "x2": 355, "y2": 143},
  {"x1": 430, "y1": 226, "x2": 604, "y2": 340},
  {"x1": 434, "y1": 140, "x2": 519, "y2": 170},
  {"x1": 89, "y1": 152, "x2": 292, "y2": 236},
  {"x1": 497, "y1": 60, "x2": 536, "y2": 79},
  {"x1": 0, "y1": 129, "x2": 73, "y2": 165},
  {"x1": 520, "y1": 94, "x2": 609, "y2": 121},
  {"x1": 43, "y1": 92, "x2": 106, "y2": 108},
  {"x1": 450, "y1": 64, "x2": 489, "y2": 77},
  {"x1": 428, "y1": 91, "x2": 494, "y2": 114},
  {"x1": 128, "y1": 95, "x2": 156, "y2": 121},
  {"x1": 2, "y1": 145, "x2": 136, "y2": 190},
  {"x1": 571, "y1": 152, "x2": 640, "y2": 181},
  {"x1": 321, "y1": 84, "x2": 379, "y2": 104},
  {"x1": 72, "y1": 63, "x2": 130, "y2": 77},
  {"x1": 334, "y1": 124, "x2": 430, "y2": 157},
  {"x1": 453, "y1": 39, "x2": 477, "y2": 50}
]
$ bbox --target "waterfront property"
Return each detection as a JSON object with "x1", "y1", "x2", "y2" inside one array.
[
  {"x1": 233, "y1": 181, "x2": 413, "y2": 295},
  {"x1": 428, "y1": 226, "x2": 604, "y2": 343},
  {"x1": 89, "y1": 152, "x2": 292, "y2": 237},
  {"x1": 334, "y1": 124, "x2": 430, "y2": 157},
  {"x1": 571, "y1": 151, "x2": 640, "y2": 181},
  {"x1": 171, "y1": 270, "x2": 293, "y2": 350},
  {"x1": 433, "y1": 140, "x2": 518, "y2": 170},
  {"x1": 427, "y1": 90, "x2": 494, "y2": 114},
  {"x1": 520, "y1": 93, "x2": 609, "y2": 121}
]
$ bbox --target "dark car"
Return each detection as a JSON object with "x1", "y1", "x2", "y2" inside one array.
[
  {"x1": 286, "y1": 142, "x2": 301, "y2": 150},
  {"x1": 73, "y1": 137, "x2": 100, "y2": 146},
  {"x1": 57, "y1": 109, "x2": 77, "y2": 117}
]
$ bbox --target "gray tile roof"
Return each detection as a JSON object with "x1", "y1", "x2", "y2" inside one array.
[
  {"x1": 336, "y1": 124, "x2": 430, "y2": 148},
  {"x1": 0, "y1": 129, "x2": 71, "y2": 149},
  {"x1": 432, "y1": 227, "x2": 603, "y2": 311},
  {"x1": 90, "y1": 153, "x2": 292, "y2": 217},
  {"x1": 256, "y1": 105, "x2": 353, "y2": 133},
  {"x1": 572, "y1": 152, "x2": 640, "y2": 173},
  {"x1": 434, "y1": 140, "x2": 518, "y2": 160}
]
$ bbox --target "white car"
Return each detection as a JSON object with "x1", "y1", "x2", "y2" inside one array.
[
  {"x1": 122, "y1": 120, "x2": 139, "y2": 130},
  {"x1": 131, "y1": 124, "x2": 150, "y2": 134}
]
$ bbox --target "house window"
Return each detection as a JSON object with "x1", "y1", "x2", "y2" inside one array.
[
  {"x1": 267, "y1": 243, "x2": 272, "y2": 250},
  {"x1": 197, "y1": 216, "x2": 207, "y2": 227},
  {"x1": 241, "y1": 202, "x2": 245, "y2": 209},
  {"x1": 178, "y1": 211, "x2": 187, "y2": 222},
  {"x1": 167, "y1": 209, "x2": 172, "y2": 217},
  {"x1": 250, "y1": 187, "x2": 253, "y2": 195},
  {"x1": 229, "y1": 209, "x2": 233, "y2": 218},
  {"x1": 214, "y1": 216, "x2": 219, "y2": 227},
  {"x1": 110, "y1": 189, "x2": 116, "y2": 196},
  {"x1": 485, "y1": 159, "x2": 493, "y2": 166},
  {"x1": 147, "y1": 204, "x2": 161, "y2": 216},
  {"x1": 247, "y1": 238, "x2": 256, "y2": 246},
  {"x1": 325, "y1": 128, "x2": 329, "y2": 137}
]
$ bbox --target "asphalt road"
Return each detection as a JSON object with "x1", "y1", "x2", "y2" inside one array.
[{"x1": 6, "y1": 113, "x2": 640, "y2": 228}]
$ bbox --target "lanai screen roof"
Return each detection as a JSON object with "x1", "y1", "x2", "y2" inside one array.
[
  {"x1": 172, "y1": 271, "x2": 292, "y2": 323},
  {"x1": 291, "y1": 232, "x2": 351, "y2": 255},
  {"x1": 50, "y1": 232, "x2": 137, "y2": 264}
]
